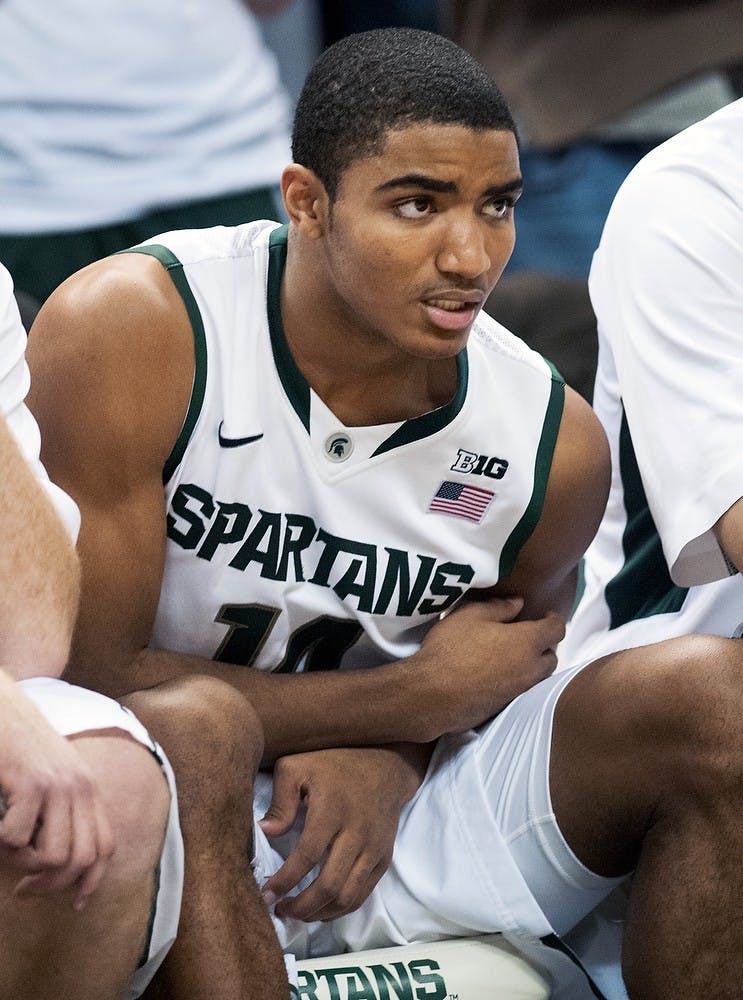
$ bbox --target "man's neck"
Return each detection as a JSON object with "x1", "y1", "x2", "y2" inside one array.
[{"x1": 280, "y1": 242, "x2": 459, "y2": 427}]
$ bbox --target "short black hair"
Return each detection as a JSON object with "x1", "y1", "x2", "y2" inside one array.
[{"x1": 292, "y1": 27, "x2": 517, "y2": 200}]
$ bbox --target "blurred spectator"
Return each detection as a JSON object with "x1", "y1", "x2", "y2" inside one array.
[
  {"x1": 255, "y1": 0, "x2": 323, "y2": 105},
  {"x1": 0, "y1": 0, "x2": 293, "y2": 304},
  {"x1": 451, "y1": 1, "x2": 743, "y2": 278},
  {"x1": 320, "y1": 1, "x2": 441, "y2": 46}
]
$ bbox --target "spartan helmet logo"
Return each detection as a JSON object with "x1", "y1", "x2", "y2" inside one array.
[{"x1": 324, "y1": 432, "x2": 354, "y2": 462}]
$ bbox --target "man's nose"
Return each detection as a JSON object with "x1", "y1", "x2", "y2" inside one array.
[{"x1": 435, "y1": 216, "x2": 492, "y2": 279}]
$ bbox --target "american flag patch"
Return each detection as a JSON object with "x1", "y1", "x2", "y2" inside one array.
[{"x1": 428, "y1": 480, "x2": 495, "y2": 523}]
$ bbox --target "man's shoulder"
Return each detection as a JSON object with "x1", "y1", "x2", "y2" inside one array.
[
  {"x1": 600, "y1": 98, "x2": 743, "y2": 241},
  {"x1": 470, "y1": 308, "x2": 558, "y2": 382},
  {"x1": 468, "y1": 312, "x2": 564, "y2": 400},
  {"x1": 123, "y1": 219, "x2": 282, "y2": 272}
]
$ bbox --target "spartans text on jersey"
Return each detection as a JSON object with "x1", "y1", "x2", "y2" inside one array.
[{"x1": 167, "y1": 483, "x2": 475, "y2": 617}]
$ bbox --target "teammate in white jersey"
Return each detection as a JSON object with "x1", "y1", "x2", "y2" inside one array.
[
  {"x1": 24, "y1": 29, "x2": 743, "y2": 1000},
  {"x1": 562, "y1": 97, "x2": 743, "y2": 663}
]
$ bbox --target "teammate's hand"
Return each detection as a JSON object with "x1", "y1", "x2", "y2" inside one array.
[
  {"x1": 405, "y1": 595, "x2": 565, "y2": 740},
  {"x1": 258, "y1": 744, "x2": 427, "y2": 921},
  {"x1": 0, "y1": 679, "x2": 115, "y2": 908}
]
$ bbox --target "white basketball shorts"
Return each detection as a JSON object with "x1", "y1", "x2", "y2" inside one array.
[{"x1": 251, "y1": 662, "x2": 624, "y2": 958}]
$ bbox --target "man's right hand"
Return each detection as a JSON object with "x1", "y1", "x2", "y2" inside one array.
[
  {"x1": 402, "y1": 595, "x2": 565, "y2": 740},
  {"x1": 0, "y1": 676, "x2": 115, "y2": 908}
]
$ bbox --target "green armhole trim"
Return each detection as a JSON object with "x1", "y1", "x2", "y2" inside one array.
[
  {"x1": 540, "y1": 933, "x2": 608, "y2": 999},
  {"x1": 267, "y1": 225, "x2": 311, "y2": 431},
  {"x1": 119, "y1": 245, "x2": 207, "y2": 484},
  {"x1": 499, "y1": 361, "x2": 565, "y2": 580},
  {"x1": 604, "y1": 406, "x2": 688, "y2": 628}
]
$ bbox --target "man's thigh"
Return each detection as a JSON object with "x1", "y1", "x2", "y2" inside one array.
[{"x1": 348, "y1": 664, "x2": 623, "y2": 947}]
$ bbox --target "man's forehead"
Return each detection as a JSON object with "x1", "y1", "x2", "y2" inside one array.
[{"x1": 348, "y1": 122, "x2": 521, "y2": 191}]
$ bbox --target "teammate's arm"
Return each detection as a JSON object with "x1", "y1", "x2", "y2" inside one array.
[
  {"x1": 0, "y1": 413, "x2": 79, "y2": 681},
  {"x1": 713, "y1": 500, "x2": 743, "y2": 575},
  {"x1": 0, "y1": 413, "x2": 114, "y2": 906}
]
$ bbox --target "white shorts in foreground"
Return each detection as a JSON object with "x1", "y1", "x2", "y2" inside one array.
[
  {"x1": 19, "y1": 677, "x2": 184, "y2": 1000},
  {"x1": 253, "y1": 663, "x2": 624, "y2": 999}
]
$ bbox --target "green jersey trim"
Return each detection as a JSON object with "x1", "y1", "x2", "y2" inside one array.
[
  {"x1": 604, "y1": 407, "x2": 688, "y2": 628},
  {"x1": 119, "y1": 244, "x2": 208, "y2": 485},
  {"x1": 498, "y1": 361, "x2": 565, "y2": 580},
  {"x1": 268, "y1": 225, "x2": 311, "y2": 430},
  {"x1": 370, "y1": 350, "x2": 468, "y2": 456},
  {"x1": 267, "y1": 224, "x2": 469, "y2": 451}
]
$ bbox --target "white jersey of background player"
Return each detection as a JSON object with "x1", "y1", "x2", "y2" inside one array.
[{"x1": 562, "y1": 98, "x2": 743, "y2": 666}]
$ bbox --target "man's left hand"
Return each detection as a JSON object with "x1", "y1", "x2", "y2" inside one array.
[{"x1": 258, "y1": 743, "x2": 431, "y2": 921}]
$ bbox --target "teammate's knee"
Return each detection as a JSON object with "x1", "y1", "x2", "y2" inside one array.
[
  {"x1": 76, "y1": 734, "x2": 171, "y2": 876},
  {"x1": 609, "y1": 635, "x2": 743, "y2": 793}
]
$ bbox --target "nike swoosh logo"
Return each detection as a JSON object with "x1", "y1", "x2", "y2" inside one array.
[{"x1": 218, "y1": 421, "x2": 264, "y2": 448}]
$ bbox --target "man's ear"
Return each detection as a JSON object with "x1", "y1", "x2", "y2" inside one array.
[{"x1": 281, "y1": 164, "x2": 329, "y2": 237}]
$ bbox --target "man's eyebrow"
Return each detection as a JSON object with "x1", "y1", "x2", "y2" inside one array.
[
  {"x1": 484, "y1": 178, "x2": 523, "y2": 198},
  {"x1": 374, "y1": 174, "x2": 523, "y2": 196},
  {"x1": 375, "y1": 174, "x2": 457, "y2": 194}
]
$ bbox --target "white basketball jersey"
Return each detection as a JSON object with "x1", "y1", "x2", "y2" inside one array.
[
  {"x1": 562, "y1": 99, "x2": 743, "y2": 668},
  {"x1": 127, "y1": 222, "x2": 564, "y2": 673}
]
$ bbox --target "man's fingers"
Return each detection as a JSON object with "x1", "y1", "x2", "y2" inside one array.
[
  {"x1": 282, "y1": 845, "x2": 388, "y2": 922},
  {"x1": 65, "y1": 785, "x2": 108, "y2": 907},
  {"x1": 72, "y1": 853, "x2": 108, "y2": 910},
  {"x1": 309, "y1": 857, "x2": 389, "y2": 922},
  {"x1": 73, "y1": 794, "x2": 115, "y2": 908},
  {"x1": 274, "y1": 834, "x2": 353, "y2": 920},
  {"x1": 261, "y1": 825, "x2": 331, "y2": 904},
  {"x1": 30, "y1": 784, "x2": 75, "y2": 871},
  {"x1": 0, "y1": 786, "x2": 44, "y2": 850},
  {"x1": 259, "y1": 763, "x2": 302, "y2": 837},
  {"x1": 538, "y1": 611, "x2": 566, "y2": 650}
]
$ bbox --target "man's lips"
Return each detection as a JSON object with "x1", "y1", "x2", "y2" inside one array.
[{"x1": 420, "y1": 290, "x2": 485, "y2": 330}]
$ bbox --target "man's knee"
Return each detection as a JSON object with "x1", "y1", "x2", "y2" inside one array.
[
  {"x1": 563, "y1": 635, "x2": 743, "y2": 795},
  {"x1": 613, "y1": 635, "x2": 742, "y2": 756},
  {"x1": 642, "y1": 635, "x2": 743, "y2": 795},
  {"x1": 550, "y1": 636, "x2": 743, "y2": 874},
  {"x1": 123, "y1": 675, "x2": 263, "y2": 831},
  {"x1": 124, "y1": 675, "x2": 263, "y2": 774}
]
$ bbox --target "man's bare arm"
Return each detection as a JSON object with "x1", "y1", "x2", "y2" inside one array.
[
  {"x1": 488, "y1": 384, "x2": 611, "y2": 621},
  {"x1": 0, "y1": 412, "x2": 116, "y2": 905},
  {"x1": 0, "y1": 415, "x2": 79, "y2": 680}
]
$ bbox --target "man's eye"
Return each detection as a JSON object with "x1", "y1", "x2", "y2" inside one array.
[
  {"x1": 396, "y1": 197, "x2": 433, "y2": 219},
  {"x1": 483, "y1": 198, "x2": 513, "y2": 220}
]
